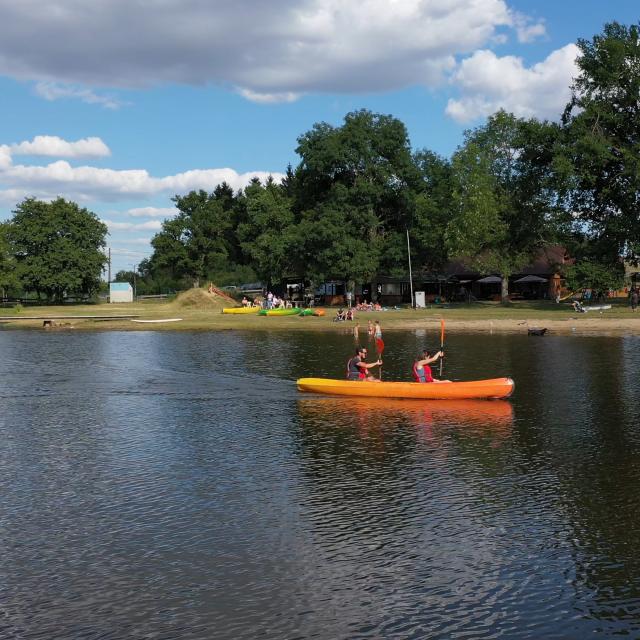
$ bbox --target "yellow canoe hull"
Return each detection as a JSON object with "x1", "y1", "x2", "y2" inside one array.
[
  {"x1": 297, "y1": 377, "x2": 514, "y2": 400},
  {"x1": 222, "y1": 307, "x2": 260, "y2": 314}
]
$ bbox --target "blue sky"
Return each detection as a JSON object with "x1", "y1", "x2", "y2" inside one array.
[{"x1": 0, "y1": 0, "x2": 636, "y2": 275}]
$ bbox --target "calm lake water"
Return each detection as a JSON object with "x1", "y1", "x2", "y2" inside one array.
[{"x1": 1, "y1": 328, "x2": 640, "y2": 639}]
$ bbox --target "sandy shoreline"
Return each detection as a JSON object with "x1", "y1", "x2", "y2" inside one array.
[
  {"x1": 2, "y1": 308, "x2": 640, "y2": 336},
  {"x1": 393, "y1": 317, "x2": 640, "y2": 336}
]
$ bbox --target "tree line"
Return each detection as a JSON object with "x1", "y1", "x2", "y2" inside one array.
[{"x1": 1, "y1": 22, "x2": 638, "y2": 303}]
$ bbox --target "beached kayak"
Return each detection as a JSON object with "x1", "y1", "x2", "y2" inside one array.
[
  {"x1": 297, "y1": 377, "x2": 514, "y2": 400},
  {"x1": 583, "y1": 304, "x2": 612, "y2": 312},
  {"x1": 222, "y1": 307, "x2": 260, "y2": 314},
  {"x1": 259, "y1": 307, "x2": 302, "y2": 316}
]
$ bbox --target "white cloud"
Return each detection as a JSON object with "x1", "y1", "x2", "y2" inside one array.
[
  {"x1": 510, "y1": 11, "x2": 546, "y2": 44},
  {"x1": 10, "y1": 135, "x2": 111, "y2": 158},
  {"x1": 446, "y1": 44, "x2": 580, "y2": 123},
  {"x1": 237, "y1": 88, "x2": 301, "y2": 104},
  {"x1": 126, "y1": 206, "x2": 178, "y2": 218},
  {"x1": 34, "y1": 82, "x2": 124, "y2": 109},
  {"x1": 0, "y1": 0, "x2": 521, "y2": 99},
  {"x1": 0, "y1": 148, "x2": 284, "y2": 204},
  {"x1": 103, "y1": 219, "x2": 163, "y2": 231},
  {"x1": 109, "y1": 247, "x2": 151, "y2": 258}
]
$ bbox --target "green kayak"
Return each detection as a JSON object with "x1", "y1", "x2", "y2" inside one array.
[{"x1": 259, "y1": 307, "x2": 302, "y2": 316}]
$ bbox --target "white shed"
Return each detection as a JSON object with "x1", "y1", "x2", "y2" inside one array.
[{"x1": 110, "y1": 282, "x2": 133, "y2": 303}]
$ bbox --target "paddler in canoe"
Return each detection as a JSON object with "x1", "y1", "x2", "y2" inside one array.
[
  {"x1": 347, "y1": 346, "x2": 382, "y2": 382},
  {"x1": 413, "y1": 350, "x2": 450, "y2": 383}
]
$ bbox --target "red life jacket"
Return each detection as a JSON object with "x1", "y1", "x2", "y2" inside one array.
[
  {"x1": 413, "y1": 362, "x2": 433, "y2": 383},
  {"x1": 347, "y1": 357, "x2": 366, "y2": 380}
]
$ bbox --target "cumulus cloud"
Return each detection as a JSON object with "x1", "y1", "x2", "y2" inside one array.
[
  {"x1": 0, "y1": 0, "x2": 519, "y2": 99},
  {"x1": 10, "y1": 135, "x2": 111, "y2": 158},
  {"x1": 511, "y1": 11, "x2": 546, "y2": 43},
  {"x1": 34, "y1": 82, "x2": 124, "y2": 109},
  {"x1": 109, "y1": 247, "x2": 151, "y2": 258},
  {"x1": 237, "y1": 88, "x2": 301, "y2": 105},
  {"x1": 126, "y1": 207, "x2": 178, "y2": 218},
  {"x1": 446, "y1": 44, "x2": 580, "y2": 123},
  {"x1": 0, "y1": 135, "x2": 284, "y2": 208},
  {"x1": 103, "y1": 219, "x2": 163, "y2": 231}
]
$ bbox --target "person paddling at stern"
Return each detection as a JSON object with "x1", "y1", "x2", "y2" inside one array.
[
  {"x1": 347, "y1": 347, "x2": 382, "y2": 382},
  {"x1": 413, "y1": 350, "x2": 450, "y2": 383}
]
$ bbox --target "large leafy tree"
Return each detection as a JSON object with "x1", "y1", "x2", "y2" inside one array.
[
  {"x1": 148, "y1": 189, "x2": 232, "y2": 287},
  {"x1": 561, "y1": 22, "x2": 640, "y2": 263},
  {"x1": 293, "y1": 109, "x2": 422, "y2": 287},
  {"x1": 7, "y1": 197, "x2": 107, "y2": 302},
  {"x1": 236, "y1": 178, "x2": 296, "y2": 286},
  {"x1": 446, "y1": 111, "x2": 562, "y2": 301},
  {"x1": 0, "y1": 222, "x2": 18, "y2": 296},
  {"x1": 411, "y1": 150, "x2": 453, "y2": 273}
]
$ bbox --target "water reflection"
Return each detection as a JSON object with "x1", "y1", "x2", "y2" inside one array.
[
  {"x1": 2, "y1": 330, "x2": 640, "y2": 638},
  {"x1": 298, "y1": 397, "x2": 513, "y2": 444}
]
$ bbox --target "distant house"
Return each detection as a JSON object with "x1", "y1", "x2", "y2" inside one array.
[
  {"x1": 110, "y1": 282, "x2": 133, "y2": 303},
  {"x1": 316, "y1": 246, "x2": 574, "y2": 305}
]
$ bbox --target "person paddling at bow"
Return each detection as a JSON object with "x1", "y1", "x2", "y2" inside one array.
[
  {"x1": 413, "y1": 350, "x2": 450, "y2": 383},
  {"x1": 347, "y1": 346, "x2": 382, "y2": 382}
]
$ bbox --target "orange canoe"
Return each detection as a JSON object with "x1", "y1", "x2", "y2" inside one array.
[{"x1": 296, "y1": 377, "x2": 514, "y2": 400}]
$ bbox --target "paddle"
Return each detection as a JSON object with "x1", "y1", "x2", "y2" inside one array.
[
  {"x1": 439, "y1": 318, "x2": 445, "y2": 377},
  {"x1": 376, "y1": 337, "x2": 385, "y2": 380}
]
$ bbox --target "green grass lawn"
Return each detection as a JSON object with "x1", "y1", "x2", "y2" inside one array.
[{"x1": 1, "y1": 297, "x2": 636, "y2": 332}]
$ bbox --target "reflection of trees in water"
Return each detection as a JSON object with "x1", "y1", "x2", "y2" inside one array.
[{"x1": 511, "y1": 337, "x2": 640, "y2": 628}]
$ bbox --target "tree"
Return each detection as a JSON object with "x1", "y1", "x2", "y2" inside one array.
[
  {"x1": 7, "y1": 197, "x2": 107, "y2": 302},
  {"x1": 411, "y1": 150, "x2": 454, "y2": 273},
  {"x1": 561, "y1": 22, "x2": 640, "y2": 264},
  {"x1": 564, "y1": 259, "x2": 625, "y2": 294},
  {"x1": 446, "y1": 111, "x2": 562, "y2": 301},
  {"x1": 293, "y1": 110, "x2": 422, "y2": 289},
  {"x1": 148, "y1": 189, "x2": 231, "y2": 287},
  {"x1": 0, "y1": 222, "x2": 18, "y2": 297},
  {"x1": 236, "y1": 178, "x2": 296, "y2": 286}
]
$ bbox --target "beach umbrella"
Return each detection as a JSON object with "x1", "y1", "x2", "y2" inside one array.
[{"x1": 476, "y1": 276, "x2": 503, "y2": 284}]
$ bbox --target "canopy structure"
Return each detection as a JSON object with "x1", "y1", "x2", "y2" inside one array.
[
  {"x1": 514, "y1": 275, "x2": 548, "y2": 283},
  {"x1": 476, "y1": 276, "x2": 503, "y2": 284}
]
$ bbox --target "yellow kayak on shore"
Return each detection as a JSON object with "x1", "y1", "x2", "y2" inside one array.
[
  {"x1": 297, "y1": 377, "x2": 514, "y2": 400},
  {"x1": 222, "y1": 307, "x2": 260, "y2": 314}
]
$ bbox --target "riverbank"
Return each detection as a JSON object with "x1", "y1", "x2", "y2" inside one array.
[{"x1": 1, "y1": 299, "x2": 639, "y2": 336}]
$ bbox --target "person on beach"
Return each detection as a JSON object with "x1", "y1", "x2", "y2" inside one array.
[
  {"x1": 630, "y1": 288, "x2": 638, "y2": 312},
  {"x1": 347, "y1": 347, "x2": 382, "y2": 381},
  {"x1": 413, "y1": 350, "x2": 449, "y2": 383},
  {"x1": 368, "y1": 320, "x2": 374, "y2": 335}
]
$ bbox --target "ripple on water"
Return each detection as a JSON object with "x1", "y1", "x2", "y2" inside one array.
[{"x1": 2, "y1": 331, "x2": 640, "y2": 638}]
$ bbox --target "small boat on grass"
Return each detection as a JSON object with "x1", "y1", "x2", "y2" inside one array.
[
  {"x1": 583, "y1": 304, "x2": 612, "y2": 312},
  {"x1": 222, "y1": 307, "x2": 260, "y2": 314},
  {"x1": 259, "y1": 307, "x2": 302, "y2": 316},
  {"x1": 297, "y1": 377, "x2": 514, "y2": 400}
]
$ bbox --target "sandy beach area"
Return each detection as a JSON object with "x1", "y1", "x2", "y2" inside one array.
[{"x1": 1, "y1": 293, "x2": 639, "y2": 337}]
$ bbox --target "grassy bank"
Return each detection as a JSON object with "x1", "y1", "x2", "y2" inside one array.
[{"x1": 1, "y1": 295, "x2": 639, "y2": 336}]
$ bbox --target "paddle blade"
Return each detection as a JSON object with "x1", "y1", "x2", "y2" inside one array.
[
  {"x1": 376, "y1": 337, "x2": 385, "y2": 354},
  {"x1": 440, "y1": 318, "x2": 445, "y2": 347}
]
